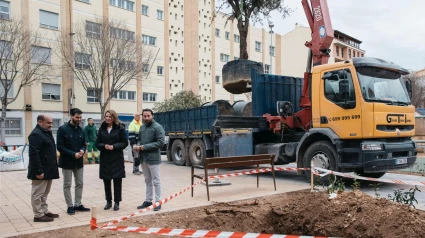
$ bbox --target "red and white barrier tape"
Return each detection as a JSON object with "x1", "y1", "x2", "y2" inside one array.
[
  {"x1": 102, "y1": 226, "x2": 333, "y2": 238},
  {"x1": 92, "y1": 166, "x2": 310, "y2": 229},
  {"x1": 313, "y1": 167, "x2": 425, "y2": 187}
]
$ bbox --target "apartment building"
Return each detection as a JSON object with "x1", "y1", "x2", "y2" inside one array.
[
  {"x1": 0, "y1": 0, "x2": 365, "y2": 145},
  {"x1": 281, "y1": 24, "x2": 366, "y2": 78}
]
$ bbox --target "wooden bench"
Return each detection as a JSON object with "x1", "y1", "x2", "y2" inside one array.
[{"x1": 191, "y1": 154, "x2": 276, "y2": 201}]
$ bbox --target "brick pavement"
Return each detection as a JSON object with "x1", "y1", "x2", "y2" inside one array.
[{"x1": 0, "y1": 156, "x2": 309, "y2": 237}]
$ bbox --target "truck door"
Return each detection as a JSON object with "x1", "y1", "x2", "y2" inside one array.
[{"x1": 319, "y1": 68, "x2": 362, "y2": 139}]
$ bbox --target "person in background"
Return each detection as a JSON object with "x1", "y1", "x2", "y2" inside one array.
[
  {"x1": 136, "y1": 109, "x2": 165, "y2": 211},
  {"x1": 84, "y1": 118, "x2": 99, "y2": 164},
  {"x1": 96, "y1": 110, "x2": 128, "y2": 211},
  {"x1": 128, "y1": 112, "x2": 142, "y2": 175},
  {"x1": 57, "y1": 108, "x2": 90, "y2": 215},
  {"x1": 28, "y1": 114, "x2": 60, "y2": 222}
]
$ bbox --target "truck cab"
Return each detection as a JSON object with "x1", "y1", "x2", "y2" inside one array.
[{"x1": 297, "y1": 57, "x2": 416, "y2": 177}]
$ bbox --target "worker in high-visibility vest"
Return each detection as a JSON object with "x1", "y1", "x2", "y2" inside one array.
[
  {"x1": 128, "y1": 112, "x2": 142, "y2": 175},
  {"x1": 84, "y1": 118, "x2": 99, "y2": 164}
]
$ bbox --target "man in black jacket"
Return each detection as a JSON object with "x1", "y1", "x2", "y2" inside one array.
[
  {"x1": 57, "y1": 108, "x2": 90, "y2": 215},
  {"x1": 28, "y1": 114, "x2": 60, "y2": 222}
]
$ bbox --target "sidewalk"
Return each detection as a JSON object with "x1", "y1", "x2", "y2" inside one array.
[{"x1": 0, "y1": 158, "x2": 309, "y2": 237}]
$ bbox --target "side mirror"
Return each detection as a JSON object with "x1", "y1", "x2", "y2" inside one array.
[
  {"x1": 405, "y1": 79, "x2": 412, "y2": 98},
  {"x1": 339, "y1": 79, "x2": 350, "y2": 99}
]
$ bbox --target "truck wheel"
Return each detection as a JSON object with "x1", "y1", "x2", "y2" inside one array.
[
  {"x1": 189, "y1": 139, "x2": 206, "y2": 167},
  {"x1": 303, "y1": 141, "x2": 337, "y2": 182},
  {"x1": 171, "y1": 140, "x2": 186, "y2": 166}
]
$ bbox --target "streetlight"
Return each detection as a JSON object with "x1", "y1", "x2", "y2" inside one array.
[{"x1": 269, "y1": 23, "x2": 274, "y2": 74}]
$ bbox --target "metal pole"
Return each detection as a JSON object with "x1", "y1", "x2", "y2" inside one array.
[{"x1": 69, "y1": 0, "x2": 75, "y2": 116}]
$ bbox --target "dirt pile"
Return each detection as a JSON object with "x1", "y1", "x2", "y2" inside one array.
[{"x1": 16, "y1": 190, "x2": 425, "y2": 238}]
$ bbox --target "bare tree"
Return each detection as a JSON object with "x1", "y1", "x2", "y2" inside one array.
[
  {"x1": 57, "y1": 17, "x2": 156, "y2": 119},
  {"x1": 0, "y1": 18, "x2": 52, "y2": 143},
  {"x1": 214, "y1": 0, "x2": 292, "y2": 59},
  {"x1": 405, "y1": 71, "x2": 425, "y2": 108}
]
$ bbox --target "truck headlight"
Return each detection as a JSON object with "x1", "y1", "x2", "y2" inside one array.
[{"x1": 361, "y1": 143, "x2": 383, "y2": 151}]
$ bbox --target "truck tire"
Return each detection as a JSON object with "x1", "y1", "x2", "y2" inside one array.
[
  {"x1": 303, "y1": 141, "x2": 337, "y2": 182},
  {"x1": 171, "y1": 139, "x2": 186, "y2": 166},
  {"x1": 189, "y1": 139, "x2": 206, "y2": 167}
]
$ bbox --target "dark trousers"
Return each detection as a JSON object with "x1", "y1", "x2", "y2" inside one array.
[
  {"x1": 132, "y1": 147, "x2": 141, "y2": 172},
  {"x1": 103, "y1": 179, "x2": 122, "y2": 202}
]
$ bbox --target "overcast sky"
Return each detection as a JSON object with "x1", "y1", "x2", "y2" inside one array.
[{"x1": 224, "y1": 0, "x2": 425, "y2": 71}]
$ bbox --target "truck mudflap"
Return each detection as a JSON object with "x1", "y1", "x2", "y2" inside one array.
[{"x1": 342, "y1": 139, "x2": 417, "y2": 173}]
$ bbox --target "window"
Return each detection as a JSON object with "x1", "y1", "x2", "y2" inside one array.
[
  {"x1": 157, "y1": 66, "x2": 164, "y2": 75},
  {"x1": 0, "y1": 79, "x2": 13, "y2": 98},
  {"x1": 111, "y1": 59, "x2": 136, "y2": 70},
  {"x1": 75, "y1": 52, "x2": 91, "y2": 69},
  {"x1": 0, "y1": 0, "x2": 10, "y2": 20},
  {"x1": 86, "y1": 21, "x2": 101, "y2": 38},
  {"x1": 323, "y1": 68, "x2": 356, "y2": 109},
  {"x1": 269, "y1": 46, "x2": 275, "y2": 56},
  {"x1": 335, "y1": 46, "x2": 339, "y2": 57},
  {"x1": 39, "y1": 10, "x2": 59, "y2": 30},
  {"x1": 0, "y1": 118, "x2": 21, "y2": 136},
  {"x1": 42, "y1": 83, "x2": 61, "y2": 100},
  {"x1": 142, "y1": 5, "x2": 149, "y2": 15},
  {"x1": 110, "y1": 27, "x2": 135, "y2": 41},
  {"x1": 234, "y1": 34, "x2": 240, "y2": 43},
  {"x1": 255, "y1": 41, "x2": 261, "y2": 52},
  {"x1": 143, "y1": 92, "x2": 157, "y2": 102},
  {"x1": 264, "y1": 64, "x2": 270, "y2": 74},
  {"x1": 0, "y1": 40, "x2": 12, "y2": 60},
  {"x1": 348, "y1": 49, "x2": 351, "y2": 58},
  {"x1": 142, "y1": 63, "x2": 149, "y2": 73},
  {"x1": 87, "y1": 88, "x2": 99, "y2": 103},
  {"x1": 78, "y1": 0, "x2": 90, "y2": 3},
  {"x1": 215, "y1": 75, "x2": 220, "y2": 84},
  {"x1": 31, "y1": 46, "x2": 51, "y2": 64},
  {"x1": 110, "y1": 0, "x2": 134, "y2": 11},
  {"x1": 51, "y1": 119, "x2": 61, "y2": 135},
  {"x1": 225, "y1": 31, "x2": 230, "y2": 40},
  {"x1": 157, "y1": 10, "x2": 163, "y2": 20},
  {"x1": 220, "y1": 53, "x2": 229, "y2": 62},
  {"x1": 215, "y1": 28, "x2": 220, "y2": 37},
  {"x1": 142, "y1": 35, "x2": 156, "y2": 45},
  {"x1": 113, "y1": 90, "x2": 136, "y2": 100}
]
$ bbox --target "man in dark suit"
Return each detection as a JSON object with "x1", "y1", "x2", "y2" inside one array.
[{"x1": 28, "y1": 114, "x2": 60, "y2": 222}]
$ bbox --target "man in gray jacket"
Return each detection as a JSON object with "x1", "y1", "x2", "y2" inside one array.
[{"x1": 135, "y1": 109, "x2": 165, "y2": 211}]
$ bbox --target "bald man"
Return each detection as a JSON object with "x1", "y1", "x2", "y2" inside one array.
[{"x1": 28, "y1": 114, "x2": 60, "y2": 222}]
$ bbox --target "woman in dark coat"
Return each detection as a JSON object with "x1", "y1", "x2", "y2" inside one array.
[{"x1": 95, "y1": 110, "x2": 128, "y2": 211}]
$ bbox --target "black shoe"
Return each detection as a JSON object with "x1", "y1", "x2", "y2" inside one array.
[
  {"x1": 104, "y1": 201, "x2": 112, "y2": 210},
  {"x1": 137, "y1": 201, "x2": 152, "y2": 209},
  {"x1": 34, "y1": 215, "x2": 54, "y2": 222},
  {"x1": 113, "y1": 202, "x2": 119, "y2": 211},
  {"x1": 74, "y1": 205, "x2": 90, "y2": 212},
  {"x1": 45, "y1": 212, "x2": 59, "y2": 218},
  {"x1": 67, "y1": 207, "x2": 75, "y2": 215},
  {"x1": 154, "y1": 205, "x2": 161, "y2": 211}
]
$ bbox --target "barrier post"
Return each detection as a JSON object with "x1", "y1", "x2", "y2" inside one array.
[
  {"x1": 310, "y1": 161, "x2": 314, "y2": 192},
  {"x1": 91, "y1": 206, "x2": 97, "y2": 238}
]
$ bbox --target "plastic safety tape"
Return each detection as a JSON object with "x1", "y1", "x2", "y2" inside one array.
[
  {"x1": 313, "y1": 167, "x2": 425, "y2": 187},
  {"x1": 102, "y1": 226, "x2": 334, "y2": 238}
]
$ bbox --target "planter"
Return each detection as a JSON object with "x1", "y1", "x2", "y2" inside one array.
[{"x1": 222, "y1": 59, "x2": 264, "y2": 94}]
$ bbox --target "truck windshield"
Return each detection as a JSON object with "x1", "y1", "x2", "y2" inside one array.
[{"x1": 356, "y1": 66, "x2": 410, "y2": 105}]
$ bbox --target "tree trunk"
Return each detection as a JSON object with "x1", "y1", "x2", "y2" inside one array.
[
  {"x1": 100, "y1": 104, "x2": 106, "y2": 121},
  {"x1": 1, "y1": 104, "x2": 7, "y2": 143},
  {"x1": 238, "y1": 23, "x2": 249, "y2": 59}
]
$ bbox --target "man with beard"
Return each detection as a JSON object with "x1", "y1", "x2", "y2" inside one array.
[
  {"x1": 28, "y1": 114, "x2": 60, "y2": 222},
  {"x1": 57, "y1": 108, "x2": 90, "y2": 215},
  {"x1": 135, "y1": 109, "x2": 165, "y2": 211}
]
